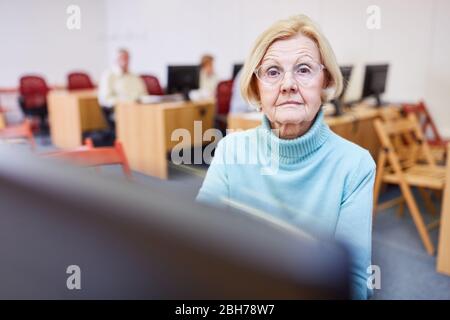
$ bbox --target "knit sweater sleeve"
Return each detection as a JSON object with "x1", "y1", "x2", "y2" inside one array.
[{"x1": 334, "y1": 151, "x2": 376, "y2": 300}]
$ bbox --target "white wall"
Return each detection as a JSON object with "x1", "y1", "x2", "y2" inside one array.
[
  {"x1": 0, "y1": 0, "x2": 108, "y2": 87},
  {"x1": 424, "y1": 0, "x2": 450, "y2": 137},
  {"x1": 1, "y1": 0, "x2": 449, "y2": 135},
  {"x1": 104, "y1": 0, "x2": 450, "y2": 136}
]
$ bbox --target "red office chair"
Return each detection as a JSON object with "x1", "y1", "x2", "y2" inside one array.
[
  {"x1": 140, "y1": 74, "x2": 164, "y2": 95},
  {"x1": 215, "y1": 79, "x2": 233, "y2": 132},
  {"x1": 18, "y1": 75, "x2": 50, "y2": 134},
  {"x1": 67, "y1": 72, "x2": 95, "y2": 91}
]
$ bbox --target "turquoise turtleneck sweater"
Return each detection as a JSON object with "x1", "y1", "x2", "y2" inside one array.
[{"x1": 196, "y1": 110, "x2": 376, "y2": 299}]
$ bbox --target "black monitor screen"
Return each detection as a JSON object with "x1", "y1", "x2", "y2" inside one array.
[
  {"x1": 232, "y1": 64, "x2": 243, "y2": 79},
  {"x1": 167, "y1": 65, "x2": 200, "y2": 95},
  {"x1": 339, "y1": 65, "x2": 353, "y2": 99},
  {"x1": 362, "y1": 64, "x2": 389, "y2": 105}
]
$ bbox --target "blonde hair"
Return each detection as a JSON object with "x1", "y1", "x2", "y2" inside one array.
[
  {"x1": 240, "y1": 14, "x2": 343, "y2": 106},
  {"x1": 200, "y1": 54, "x2": 214, "y2": 69}
]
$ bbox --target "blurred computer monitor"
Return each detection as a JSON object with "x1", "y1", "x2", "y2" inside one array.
[
  {"x1": 331, "y1": 65, "x2": 353, "y2": 116},
  {"x1": 232, "y1": 63, "x2": 243, "y2": 79},
  {"x1": 0, "y1": 147, "x2": 351, "y2": 299},
  {"x1": 361, "y1": 64, "x2": 389, "y2": 107},
  {"x1": 167, "y1": 65, "x2": 200, "y2": 100},
  {"x1": 340, "y1": 65, "x2": 353, "y2": 97}
]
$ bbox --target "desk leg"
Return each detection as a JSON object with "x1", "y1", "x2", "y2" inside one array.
[{"x1": 437, "y1": 145, "x2": 450, "y2": 276}]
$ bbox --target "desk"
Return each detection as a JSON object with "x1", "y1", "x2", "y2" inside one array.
[
  {"x1": 47, "y1": 90, "x2": 107, "y2": 149},
  {"x1": 0, "y1": 114, "x2": 5, "y2": 129},
  {"x1": 116, "y1": 100, "x2": 215, "y2": 179},
  {"x1": 227, "y1": 105, "x2": 398, "y2": 159}
]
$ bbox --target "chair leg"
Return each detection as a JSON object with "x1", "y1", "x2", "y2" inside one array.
[
  {"x1": 418, "y1": 187, "x2": 438, "y2": 215},
  {"x1": 396, "y1": 200, "x2": 405, "y2": 217},
  {"x1": 373, "y1": 152, "x2": 387, "y2": 216},
  {"x1": 401, "y1": 183, "x2": 435, "y2": 255}
]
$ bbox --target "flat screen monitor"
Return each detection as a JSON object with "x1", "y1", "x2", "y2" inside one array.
[
  {"x1": 340, "y1": 65, "x2": 353, "y2": 99},
  {"x1": 361, "y1": 64, "x2": 389, "y2": 106},
  {"x1": 167, "y1": 65, "x2": 200, "y2": 99},
  {"x1": 232, "y1": 63, "x2": 243, "y2": 79},
  {"x1": 331, "y1": 65, "x2": 353, "y2": 116}
]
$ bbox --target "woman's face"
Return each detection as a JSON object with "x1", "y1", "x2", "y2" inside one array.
[
  {"x1": 203, "y1": 60, "x2": 214, "y2": 76},
  {"x1": 256, "y1": 34, "x2": 325, "y2": 131}
]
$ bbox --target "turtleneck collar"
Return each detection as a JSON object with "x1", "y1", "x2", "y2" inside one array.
[{"x1": 259, "y1": 110, "x2": 331, "y2": 164}]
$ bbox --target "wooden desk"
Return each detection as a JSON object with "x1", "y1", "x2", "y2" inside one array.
[
  {"x1": 227, "y1": 105, "x2": 399, "y2": 159},
  {"x1": 47, "y1": 90, "x2": 107, "y2": 149},
  {"x1": 116, "y1": 100, "x2": 215, "y2": 179},
  {"x1": 327, "y1": 107, "x2": 381, "y2": 159},
  {"x1": 0, "y1": 114, "x2": 5, "y2": 130}
]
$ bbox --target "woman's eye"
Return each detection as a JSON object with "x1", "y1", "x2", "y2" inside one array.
[
  {"x1": 265, "y1": 68, "x2": 281, "y2": 77},
  {"x1": 296, "y1": 65, "x2": 312, "y2": 74}
]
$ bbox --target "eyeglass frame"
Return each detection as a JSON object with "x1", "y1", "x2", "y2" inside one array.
[{"x1": 253, "y1": 60, "x2": 326, "y2": 87}]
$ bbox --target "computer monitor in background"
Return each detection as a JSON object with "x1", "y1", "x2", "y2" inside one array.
[
  {"x1": 232, "y1": 63, "x2": 243, "y2": 79},
  {"x1": 361, "y1": 64, "x2": 389, "y2": 107},
  {"x1": 0, "y1": 147, "x2": 351, "y2": 299},
  {"x1": 167, "y1": 65, "x2": 200, "y2": 100},
  {"x1": 331, "y1": 65, "x2": 353, "y2": 116}
]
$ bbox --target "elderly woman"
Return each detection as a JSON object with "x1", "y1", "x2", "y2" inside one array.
[{"x1": 197, "y1": 15, "x2": 375, "y2": 299}]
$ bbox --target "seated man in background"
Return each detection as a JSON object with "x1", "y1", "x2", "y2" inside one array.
[
  {"x1": 98, "y1": 48, "x2": 146, "y2": 131},
  {"x1": 230, "y1": 69, "x2": 253, "y2": 113}
]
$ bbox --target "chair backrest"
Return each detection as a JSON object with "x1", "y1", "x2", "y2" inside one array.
[
  {"x1": 43, "y1": 138, "x2": 132, "y2": 179},
  {"x1": 0, "y1": 120, "x2": 36, "y2": 150},
  {"x1": 19, "y1": 75, "x2": 50, "y2": 109},
  {"x1": 140, "y1": 74, "x2": 164, "y2": 95},
  {"x1": 374, "y1": 113, "x2": 436, "y2": 172},
  {"x1": 216, "y1": 79, "x2": 233, "y2": 115},
  {"x1": 67, "y1": 72, "x2": 95, "y2": 91},
  {"x1": 402, "y1": 101, "x2": 443, "y2": 145}
]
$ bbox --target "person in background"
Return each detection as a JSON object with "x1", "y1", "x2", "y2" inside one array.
[
  {"x1": 98, "y1": 48, "x2": 146, "y2": 130},
  {"x1": 199, "y1": 54, "x2": 218, "y2": 98},
  {"x1": 229, "y1": 68, "x2": 253, "y2": 113}
]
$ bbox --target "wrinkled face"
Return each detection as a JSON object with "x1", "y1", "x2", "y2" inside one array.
[
  {"x1": 256, "y1": 33, "x2": 325, "y2": 127},
  {"x1": 117, "y1": 50, "x2": 130, "y2": 72}
]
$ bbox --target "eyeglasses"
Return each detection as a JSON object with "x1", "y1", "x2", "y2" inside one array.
[{"x1": 254, "y1": 60, "x2": 325, "y2": 87}]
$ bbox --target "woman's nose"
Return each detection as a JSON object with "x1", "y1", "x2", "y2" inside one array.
[{"x1": 280, "y1": 71, "x2": 298, "y2": 94}]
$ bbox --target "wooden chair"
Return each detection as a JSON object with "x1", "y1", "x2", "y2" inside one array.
[
  {"x1": 378, "y1": 107, "x2": 446, "y2": 164},
  {"x1": 43, "y1": 138, "x2": 132, "y2": 179},
  {"x1": 0, "y1": 119, "x2": 36, "y2": 150},
  {"x1": 373, "y1": 113, "x2": 450, "y2": 255},
  {"x1": 402, "y1": 101, "x2": 447, "y2": 163}
]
